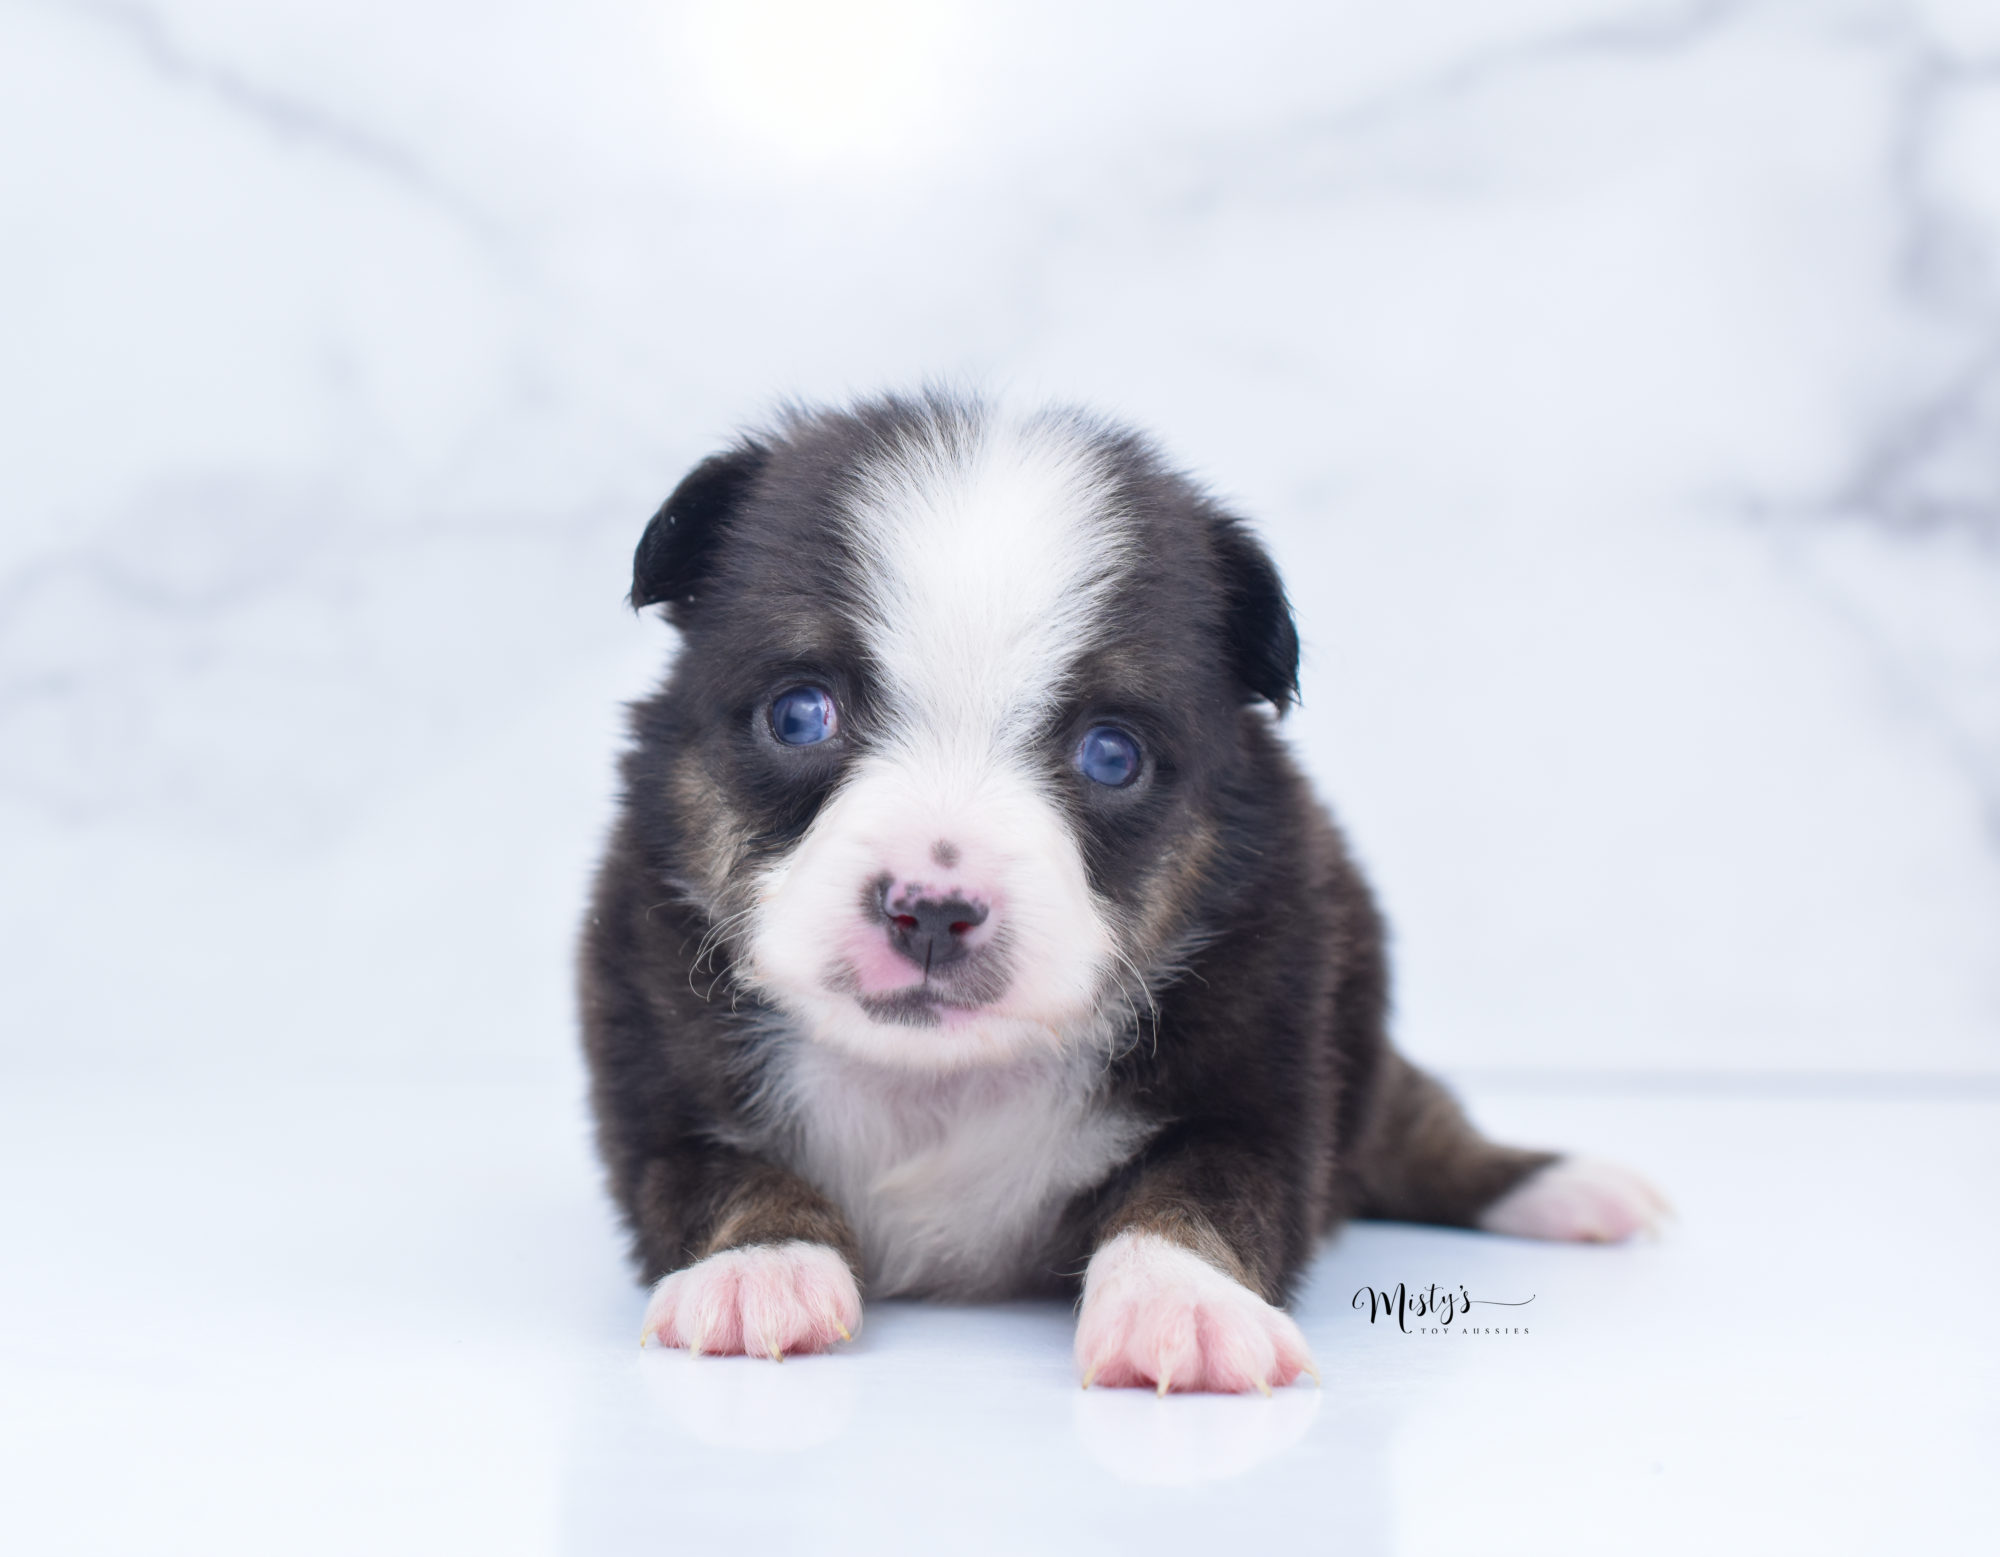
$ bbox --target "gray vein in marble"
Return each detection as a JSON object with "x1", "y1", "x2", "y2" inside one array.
[
  {"x1": 1305, "y1": 0, "x2": 1755, "y2": 134},
  {"x1": 966, "y1": 0, "x2": 1762, "y2": 357},
  {"x1": 1847, "y1": 9, "x2": 2000, "y2": 541},
  {"x1": 1776, "y1": 518, "x2": 2000, "y2": 846},
  {"x1": 1152, "y1": 0, "x2": 1756, "y2": 210},
  {"x1": 1834, "y1": 345, "x2": 2000, "y2": 540},
  {"x1": 59, "y1": 0, "x2": 504, "y2": 246},
  {"x1": 1883, "y1": 20, "x2": 2000, "y2": 310}
]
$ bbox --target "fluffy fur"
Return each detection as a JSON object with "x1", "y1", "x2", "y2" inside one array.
[{"x1": 582, "y1": 392, "x2": 1662, "y2": 1392}]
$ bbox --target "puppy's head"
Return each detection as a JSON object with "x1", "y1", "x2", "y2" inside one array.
[{"x1": 632, "y1": 396, "x2": 1297, "y2": 1072}]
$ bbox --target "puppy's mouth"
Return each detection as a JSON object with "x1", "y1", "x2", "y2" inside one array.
[
  {"x1": 852, "y1": 987, "x2": 982, "y2": 1028},
  {"x1": 828, "y1": 948, "x2": 1014, "y2": 1028}
]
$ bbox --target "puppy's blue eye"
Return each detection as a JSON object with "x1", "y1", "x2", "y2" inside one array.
[
  {"x1": 771, "y1": 686, "x2": 838, "y2": 746},
  {"x1": 1076, "y1": 725, "x2": 1142, "y2": 787}
]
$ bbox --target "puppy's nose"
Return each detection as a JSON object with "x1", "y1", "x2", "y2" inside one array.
[{"x1": 882, "y1": 890, "x2": 988, "y2": 975}]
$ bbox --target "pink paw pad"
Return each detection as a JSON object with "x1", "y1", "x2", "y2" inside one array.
[
  {"x1": 1075, "y1": 1231, "x2": 1317, "y2": 1395},
  {"x1": 641, "y1": 1241, "x2": 861, "y2": 1359},
  {"x1": 1478, "y1": 1156, "x2": 1671, "y2": 1243}
]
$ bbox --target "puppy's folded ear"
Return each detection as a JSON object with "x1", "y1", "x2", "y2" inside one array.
[
  {"x1": 630, "y1": 442, "x2": 769, "y2": 618},
  {"x1": 1211, "y1": 516, "x2": 1301, "y2": 712}
]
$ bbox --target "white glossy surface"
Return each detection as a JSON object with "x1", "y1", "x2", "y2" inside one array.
[{"x1": 5, "y1": 1074, "x2": 1995, "y2": 1554}]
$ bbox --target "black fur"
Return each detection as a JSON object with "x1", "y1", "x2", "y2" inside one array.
[
  {"x1": 1210, "y1": 515, "x2": 1302, "y2": 711},
  {"x1": 628, "y1": 442, "x2": 769, "y2": 618}
]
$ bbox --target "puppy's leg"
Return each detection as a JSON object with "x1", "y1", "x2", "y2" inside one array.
[
  {"x1": 1346, "y1": 1052, "x2": 1666, "y2": 1241},
  {"x1": 1073, "y1": 1140, "x2": 1317, "y2": 1395},
  {"x1": 633, "y1": 1152, "x2": 863, "y2": 1359}
]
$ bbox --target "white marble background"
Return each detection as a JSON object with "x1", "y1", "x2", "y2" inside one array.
[{"x1": 4, "y1": 0, "x2": 1999, "y2": 1081}]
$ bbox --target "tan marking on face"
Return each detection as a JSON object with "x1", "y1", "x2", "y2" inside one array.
[
  {"x1": 670, "y1": 752, "x2": 755, "y2": 909},
  {"x1": 1124, "y1": 815, "x2": 1222, "y2": 967}
]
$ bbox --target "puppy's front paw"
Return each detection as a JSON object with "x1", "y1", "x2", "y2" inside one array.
[
  {"x1": 1075, "y1": 1231, "x2": 1316, "y2": 1395},
  {"x1": 640, "y1": 1241, "x2": 861, "y2": 1359},
  {"x1": 1478, "y1": 1156, "x2": 1670, "y2": 1243}
]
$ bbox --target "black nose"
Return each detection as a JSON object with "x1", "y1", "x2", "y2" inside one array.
[{"x1": 884, "y1": 894, "x2": 988, "y2": 975}]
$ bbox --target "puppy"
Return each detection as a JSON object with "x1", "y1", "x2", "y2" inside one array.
[{"x1": 581, "y1": 393, "x2": 1663, "y2": 1393}]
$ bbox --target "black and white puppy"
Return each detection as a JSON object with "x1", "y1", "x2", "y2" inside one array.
[{"x1": 582, "y1": 393, "x2": 1663, "y2": 1393}]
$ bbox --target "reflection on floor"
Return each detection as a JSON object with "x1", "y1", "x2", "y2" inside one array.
[{"x1": 5, "y1": 1073, "x2": 1995, "y2": 1555}]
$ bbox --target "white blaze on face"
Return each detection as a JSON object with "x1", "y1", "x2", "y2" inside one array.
[{"x1": 746, "y1": 413, "x2": 1133, "y2": 1071}]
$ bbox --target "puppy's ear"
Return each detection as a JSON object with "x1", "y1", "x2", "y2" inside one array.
[
  {"x1": 630, "y1": 442, "x2": 768, "y2": 617},
  {"x1": 1212, "y1": 516, "x2": 1301, "y2": 712}
]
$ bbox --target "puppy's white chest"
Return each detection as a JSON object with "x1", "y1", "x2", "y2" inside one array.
[{"x1": 756, "y1": 1044, "x2": 1152, "y2": 1298}]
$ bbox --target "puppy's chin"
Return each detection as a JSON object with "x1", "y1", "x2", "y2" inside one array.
[{"x1": 758, "y1": 982, "x2": 1087, "y2": 1073}]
